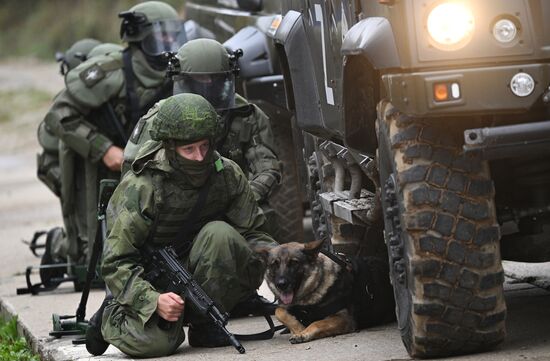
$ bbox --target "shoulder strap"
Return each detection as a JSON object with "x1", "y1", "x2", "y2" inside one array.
[
  {"x1": 172, "y1": 175, "x2": 213, "y2": 255},
  {"x1": 122, "y1": 49, "x2": 141, "y2": 127}
]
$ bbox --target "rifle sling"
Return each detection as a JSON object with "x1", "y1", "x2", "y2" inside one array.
[{"x1": 233, "y1": 314, "x2": 286, "y2": 341}]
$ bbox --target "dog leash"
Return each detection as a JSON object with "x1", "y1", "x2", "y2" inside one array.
[{"x1": 320, "y1": 249, "x2": 353, "y2": 272}]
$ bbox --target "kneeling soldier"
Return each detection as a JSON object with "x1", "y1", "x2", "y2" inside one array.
[{"x1": 86, "y1": 93, "x2": 277, "y2": 357}]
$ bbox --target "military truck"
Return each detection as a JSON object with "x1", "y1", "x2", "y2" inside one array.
[
  {"x1": 187, "y1": 0, "x2": 550, "y2": 357},
  {"x1": 185, "y1": 0, "x2": 305, "y2": 242},
  {"x1": 266, "y1": 0, "x2": 550, "y2": 358}
]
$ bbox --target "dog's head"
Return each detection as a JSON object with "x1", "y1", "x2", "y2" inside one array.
[{"x1": 259, "y1": 240, "x2": 324, "y2": 306}]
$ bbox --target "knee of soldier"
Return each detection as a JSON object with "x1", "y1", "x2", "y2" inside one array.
[
  {"x1": 102, "y1": 304, "x2": 184, "y2": 358},
  {"x1": 195, "y1": 221, "x2": 242, "y2": 247},
  {"x1": 192, "y1": 221, "x2": 251, "y2": 260}
]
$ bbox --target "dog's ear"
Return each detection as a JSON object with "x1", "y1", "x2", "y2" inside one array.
[
  {"x1": 254, "y1": 245, "x2": 272, "y2": 263},
  {"x1": 302, "y1": 239, "x2": 324, "y2": 258}
]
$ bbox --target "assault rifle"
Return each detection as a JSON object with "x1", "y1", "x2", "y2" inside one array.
[{"x1": 143, "y1": 245, "x2": 246, "y2": 354}]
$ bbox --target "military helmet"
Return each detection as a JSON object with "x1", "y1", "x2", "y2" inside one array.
[
  {"x1": 119, "y1": 1, "x2": 185, "y2": 56},
  {"x1": 150, "y1": 93, "x2": 218, "y2": 143},
  {"x1": 87, "y1": 43, "x2": 123, "y2": 59},
  {"x1": 56, "y1": 38, "x2": 101, "y2": 75},
  {"x1": 171, "y1": 39, "x2": 239, "y2": 110}
]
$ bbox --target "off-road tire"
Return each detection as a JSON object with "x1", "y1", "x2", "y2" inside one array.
[
  {"x1": 269, "y1": 116, "x2": 304, "y2": 242},
  {"x1": 377, "y1": 100, "x2": 506, "y2": 358}
]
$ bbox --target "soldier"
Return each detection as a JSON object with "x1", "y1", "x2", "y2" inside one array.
[
  {"x1": 35, "y1": 39, "x2": 118, "y2": 286},
  {"x1": 85, "y1": 93, "x2": 277, "y2": 357},
  {"x1": 123, "y1": 38, "x2": 281, "y2": 231},
  {"x1": 42, "y1": 1, "x2": 186, "y2": 271},
  {"x1": 37, "y1": 38, "x2": 102, "y2": 199}
]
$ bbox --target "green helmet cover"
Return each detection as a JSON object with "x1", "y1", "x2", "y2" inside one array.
[
  {"x1": 176, "y1": 39, "x2": 230, "y2": 73},
  {"x1": 150, "y1": 93, "x2": 218, "y2": 142},
  {"x1": 120, "y1": 1, "x2": 180, "y2": 42}
]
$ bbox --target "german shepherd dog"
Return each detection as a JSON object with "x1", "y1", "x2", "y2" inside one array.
[{"x1": 261, "y1": 240, "x2": 395, "y2": 344}]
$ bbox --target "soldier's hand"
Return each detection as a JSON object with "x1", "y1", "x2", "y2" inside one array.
[
  {"x1": 102, "y1": 146, "x2": 124, "y2": 172},
  {"x1": 156, "y1": 292, "x2": 185, "y2": 322}
]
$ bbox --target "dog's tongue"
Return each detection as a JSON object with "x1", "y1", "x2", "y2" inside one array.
[{"x1": 280, "y1": 292, "x2": 294, "y2": 305}]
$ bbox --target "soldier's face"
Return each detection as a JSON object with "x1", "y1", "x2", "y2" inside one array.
[{"x1": 175, "y1": 139, "x2": 210, "y2": 161}]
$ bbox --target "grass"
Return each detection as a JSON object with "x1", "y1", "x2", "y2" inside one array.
[
  {"x1": 0, "y1": 89, "x2": 53, "y2": 123},
  {"x1": 0, "y1": 316, "x2": 39, "y2": 361}
]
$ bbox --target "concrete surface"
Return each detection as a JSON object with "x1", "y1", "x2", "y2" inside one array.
[{"x1": 1, "y1": 60, "x2": 550, "y2": 361}]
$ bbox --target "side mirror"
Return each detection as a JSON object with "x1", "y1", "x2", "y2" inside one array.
[{"x1": 237, "y1": 0, "x2": 262, "y2": 12}]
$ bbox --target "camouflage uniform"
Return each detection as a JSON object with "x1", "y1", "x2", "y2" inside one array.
[
  {"x1": 42, "y1": 2, "x2": 183, "y2": 264},
  {"x1": 98, "y1": 94, "x2": 277, "y2": 357}
]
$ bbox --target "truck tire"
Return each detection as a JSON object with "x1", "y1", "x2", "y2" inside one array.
[
  {"x1": 376, "y1": 100, "x2": 506, "y2": 358},
  {"x1": 269, "y1": 115, "x2": 304, "y2": 242}
]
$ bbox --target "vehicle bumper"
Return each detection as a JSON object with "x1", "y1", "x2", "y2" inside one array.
[{"x1": 383, "y1": 63, "x2": 550, "y2": 116}]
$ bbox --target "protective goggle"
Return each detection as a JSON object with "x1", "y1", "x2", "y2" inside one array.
[
  {"x1": 141, "y1": 20, "x2": 187, "y2": 56},
  {"x1": 172, "y1": 71, "x2": 235, "y2": 111}
]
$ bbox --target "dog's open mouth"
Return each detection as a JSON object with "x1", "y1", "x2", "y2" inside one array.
[{"x1": 279, "y1": 292, "x2": 294, "y2": 305}]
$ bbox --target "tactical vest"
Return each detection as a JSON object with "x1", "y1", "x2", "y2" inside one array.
[{"x1": 146, "y1": 162, "x2": 232, "y2": 251}]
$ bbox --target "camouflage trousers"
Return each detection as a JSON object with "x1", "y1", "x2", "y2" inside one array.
[{"x1": 101, "y1": 221, "x2": 266, "y2": 358}]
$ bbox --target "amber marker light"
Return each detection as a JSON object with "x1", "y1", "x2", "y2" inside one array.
[
  {"x1": 433, "y1": 82, "x2": 461, "y2": 102},
  {"x1": 434, "y1": 83, "x2": 449, "y2": 101}
]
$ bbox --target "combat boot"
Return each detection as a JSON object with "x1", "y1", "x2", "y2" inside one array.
[
  {"x1": 188, "y1": 322, "x2": 231, "y2": 348},
  {"x1": 85, "y1": 295, "x2": 111, "y2": 356},
  {"x1": 230, "y1": 292, "x2": 276, "y2": 318}
]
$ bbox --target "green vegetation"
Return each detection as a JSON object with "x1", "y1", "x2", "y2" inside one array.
[
  {"x1": 0, "y1": 89, "x2": 52, "y2": 123},
  {"x1": 0, "y1": 0, "x2": 184, "y2": 60},
  {"x1": 0, "y1": 316, "x2": 39, "y2": 361}
]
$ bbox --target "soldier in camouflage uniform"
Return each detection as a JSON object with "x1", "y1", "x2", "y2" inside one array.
[
  {"x1": 123, "y1": 38, "x2": 281, "y2": 234},
  {"x1": 42, "y1": 1, "x2": 186, "y2": 269},
  {"x1": 85, "y1": 93, "x2": 277, "y2": 357}
]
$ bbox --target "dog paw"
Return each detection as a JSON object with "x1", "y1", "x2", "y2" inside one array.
[{"x1": 289, "y1": 333, "x2": 310, "y2": 344}]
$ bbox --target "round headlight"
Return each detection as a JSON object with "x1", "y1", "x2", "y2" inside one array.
[
  {"x1": 493, "y1": 19, "x2": 517, "y2": 44},
  {"x1": 427, "y1": 3, "x2": 475, "y2": 50},
  {"x1": 510, "y1": 72, "x2": 535, "y2": 97}
]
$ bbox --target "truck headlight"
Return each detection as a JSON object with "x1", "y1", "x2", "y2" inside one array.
[
  {"x1": 427, "y1": 2, "x2": 475, "y2": 50},
  {"x1": 492, "y1": 18, "x2": 518, "y2": 44},
  {"x1": 510, "y1": 72, "x2": 535, "y2": 97}
]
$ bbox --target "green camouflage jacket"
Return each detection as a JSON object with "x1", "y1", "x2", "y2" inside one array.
[
  {"x1": 102, "y1": 140, "x2": 276, "y2": 324},
  {"x1": 123, "y1": 94, "x2": 281, "y2": 201}
]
